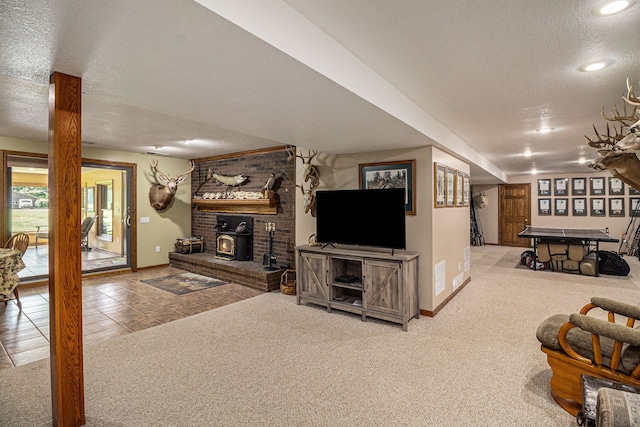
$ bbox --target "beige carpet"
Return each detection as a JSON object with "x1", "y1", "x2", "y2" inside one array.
[{"x1": 2, "y1": 245, "x2": 639, "y2": 426}]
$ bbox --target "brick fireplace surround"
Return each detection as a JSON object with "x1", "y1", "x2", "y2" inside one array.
[{"x1": 168, "y1": 147, "x2": 296, "y2": 292}]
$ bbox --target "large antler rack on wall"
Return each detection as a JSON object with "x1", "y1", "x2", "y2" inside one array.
[
  {"x1": 587, "y1": 78, "x2": 640, "y2": 192},
  {"x1": 285, "y1": 146, "x2": 320, "y2": 217}
]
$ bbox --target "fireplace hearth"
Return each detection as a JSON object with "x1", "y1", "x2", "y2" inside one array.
[{"x1": 215, "y1": 215, "x2": 253, "y2": 261}]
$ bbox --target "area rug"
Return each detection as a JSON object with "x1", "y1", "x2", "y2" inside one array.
[{"x1": 141, "y1": 272, "x2": 228, "y2": 295}]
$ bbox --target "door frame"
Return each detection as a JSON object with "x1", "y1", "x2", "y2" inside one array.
[
  {"x1": 1, "y1": 150, "x2": 137, "y2": 274},
  {"x1": 498, "y1": 183, "x2": 532, "y2": 247}
]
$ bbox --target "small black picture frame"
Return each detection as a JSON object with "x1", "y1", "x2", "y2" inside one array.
[
  {"x1": 572, "y1": 197, "x2": 587, "y2": 216},
  {"x1": 591, "y1": 197, "x2": 605, "y2": 216},
  {"x1": 629, "y1": 186, "x2": 640, "y2": 195},
  {"x1": 538, "y1": 198, "x2": 551, "y2": 215},
  {"x1": 571, "y1": 177, "x2": 586, "y2": 196},
  {"x1": 590, "y1": 177, "x2": 605, "y2": 195},
  {"x1": 554, "y1": 178, "x2": 568, "y2": 196},
  {"x1": 609, "y1": 198, "x2": 625, "y2": 217},
  {"x1": 608, "y1": 177, "x2": 625, "y2": 196},
  {"x1": 631, "y1": 197, "x2": 640, "y2": 217},
  {"x1": 538, "y1": 179, "x2": 551, "y2": 196},
  {"x1": 554, "y1": 198, "x2": 568, "y2": 216}
]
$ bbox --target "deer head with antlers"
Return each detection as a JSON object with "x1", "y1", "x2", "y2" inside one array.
[
  {"x1": 286, "y1": 146, "x2": 319, "y2": 183},
  {"x1": 149, "y1": 160, "x2": 195, "y2": 210}
]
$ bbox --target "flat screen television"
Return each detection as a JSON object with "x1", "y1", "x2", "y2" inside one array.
[{"x1": 315, "y1": 188, "x2": 406, "y2": 250}]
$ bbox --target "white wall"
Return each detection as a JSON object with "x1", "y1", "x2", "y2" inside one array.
[{"x1": 295, "y1": 145, "x2": 470, "y2": 313}]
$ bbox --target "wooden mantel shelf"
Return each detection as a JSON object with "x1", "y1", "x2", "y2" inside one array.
[{"x1": 192, "y1": 198, "x2": 277, "y2": 214}]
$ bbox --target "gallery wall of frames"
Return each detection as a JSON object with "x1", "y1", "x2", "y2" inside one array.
[
  {"x1": 536, "y1": 176, "x2": 640, "y2": 218},
  {"x1": 433, "y1": 163, "x2": 470, "y2": 208}
]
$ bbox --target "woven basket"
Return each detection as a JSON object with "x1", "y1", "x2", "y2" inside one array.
[{"x1": 280, "y1": 269, "x2": 296, "y2": 295}]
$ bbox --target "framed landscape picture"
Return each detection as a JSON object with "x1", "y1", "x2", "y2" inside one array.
[
  {"x1": 609, "y1": 198, "x2": 625, "y2": 217},
  {"x1": 554, "y1": 178, "x2": 568, "y2": 196},
  {"x1": 571, "y1": 177, "x2": 586, "y2": 196},
  {"x1": 538, "y1": 198, "x2": 551, "y2": 216},
  {"x1": 361, "y1": 159, "x2": 416, "y2": 214},
  {"x1": 572, "y1": 198, "x2": 587, "y2": 216},
  {"x1": 456, "y1": 170, "x2": 464, "y2": 206},
  {"x1": 433, "y1": 162, "x2": 446, "y2": 209},
  {"x1": 462, "y1": 173, "x2": 470, "y2": 206},
  {"x1": 446, "y1": 166, "x2": 456, "y2": 207},
  {"x1": 591, "y1": 198, "x2": 605, "y2": 216}
]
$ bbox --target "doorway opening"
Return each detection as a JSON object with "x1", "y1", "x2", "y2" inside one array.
[{"x1": 5, "y1": 154, "x2": 136, "y2": 280}]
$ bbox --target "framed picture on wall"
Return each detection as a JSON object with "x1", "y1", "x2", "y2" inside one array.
[
  {"x1": 462, "y1": 173, "x2": 470, "y2": 206},
  {"x1": 572, "y1": 198, "x2": 587, "y2": 216},
  {"x1": 631, "y1": 197, "x2": 640, "y2": 217},
  {"x1": 609, "y1": 198, "x2": 625, "y2": 217},
  {"x1": 361, "y1": 159, "x2": 416, "y2": 214},
  {"x1": 538, "y1": 179, "x2": 551, "y2": 196},
  {"x1": 608, "y1": 177, "x2": 625, "y2": 195},
  {"x1": 554, "y1": 178, "x2": 568, "y2": 196},
  {"x1": 630, "y1": 186, "x2": 640, "y2": 195},
  {"x1": 538, "y1": 198, "x2": 551, "y2": 216},
  {"x1": 591, "y1": 198, "x2": 605, "y2": 216},
  {"x1": 554, "y1": 198, "x2": 568, "y2": 216},
  {"x1": 455, "y1": 170, "x2": 464, "y2": 206},
  {"x1": 571, "y1": 178, "x2": 586, "y2": 196},
  {"x1": 446, "y1": 166, "x2": 456, "y2": 207},
  {"x1": 590, "y1": 177, "x2": 605, "y2": 195},
  {"x1": 434, "y1": 163, "x2": 446, "y2": 208}
]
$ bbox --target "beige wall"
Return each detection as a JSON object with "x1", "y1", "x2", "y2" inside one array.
[
  {"x1": 0, "y1": 136, "x2": 192, "y2": 268},
  {"x1": 472, "y1": 185, "x2": 499, "y2": 244},
  {"x1": 295, "y1": 145, "x2": 470, "y2": 313}
]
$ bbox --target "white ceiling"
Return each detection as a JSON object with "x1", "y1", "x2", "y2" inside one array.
[{"x1": 0, "y1": 0, "x2": 638, "y2": 184}]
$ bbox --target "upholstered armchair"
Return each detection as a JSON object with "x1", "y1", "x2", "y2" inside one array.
[{"x1": 536, "y1": 297, "x2": 640, "y2": 415}]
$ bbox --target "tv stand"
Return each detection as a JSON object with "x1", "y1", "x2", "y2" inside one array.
[{"x1": 295, "y1": 245, "x2": 419, "y2": 331}]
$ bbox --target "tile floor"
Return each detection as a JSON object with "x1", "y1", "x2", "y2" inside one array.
[
  {"x1": 20, "y1": 245, "x2": 127, "y2": 279},
  {"x1": 0, "y1": 266, "x2": 264, "y2": 369}
]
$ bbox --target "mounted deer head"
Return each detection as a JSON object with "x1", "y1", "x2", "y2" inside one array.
[
  {"x1": 589, "y1": 151, "x2": 640, "y2": 192},
  {"x1": 285, "y1": 172, "x2": 319, "y2": 216},
  {"x1": 286, "y1": 146, "x2": 319, "y2": 183},
  {"x1": 149, "y1": 160, "x2": 195, "y2": 210}
]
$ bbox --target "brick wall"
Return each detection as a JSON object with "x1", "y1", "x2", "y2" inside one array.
[{"x1": 191, "y1": 149, "x2": 295, "y2": 268}]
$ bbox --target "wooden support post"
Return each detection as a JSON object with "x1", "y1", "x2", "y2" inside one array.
[{"x1": 48, "y1": 72, "x2": 85, "y2": 426}]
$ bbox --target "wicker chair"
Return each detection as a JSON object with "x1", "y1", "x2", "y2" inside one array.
[{"x1": 1, "y1": 233, "x2": 29, "y2": 309}]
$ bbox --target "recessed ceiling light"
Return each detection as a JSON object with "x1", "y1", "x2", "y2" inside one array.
[
  {"x1": 578, "y1": 157, "x2": 587, "y2": 164},
  {"x1": 591, "y1": 0, "x2": 636, "y2": 16},
  {"x1": 579, "y1": 60, "x2": 614, "y2": 72},
  {"x1": 531, "y1": 168, "x2": 538, "y2": 175},
  {"x1": 536, "y1": 127, "x2": 554, "y2": 133},
  {"x1": 523, "y1": 148, "x2": 532, "y2": 157}
]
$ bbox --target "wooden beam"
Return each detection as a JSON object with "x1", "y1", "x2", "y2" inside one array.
[{"x1": 48, "y1": 72, "x2": 85, "y2": 426}]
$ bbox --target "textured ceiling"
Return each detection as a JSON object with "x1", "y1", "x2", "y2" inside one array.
[{"x1": 0, "y1": 0, "x2": 638, "y2": 184}]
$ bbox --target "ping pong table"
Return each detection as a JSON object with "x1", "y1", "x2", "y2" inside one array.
[{"x1": 518, "y1": 226, "x2": 619, "y2": 276}]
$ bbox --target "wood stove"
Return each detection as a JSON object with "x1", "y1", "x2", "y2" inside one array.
[{"x1": 215, "y1": 215, "x2": 253, "y2": 261}]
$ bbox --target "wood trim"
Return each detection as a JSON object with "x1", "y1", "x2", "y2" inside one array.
[
  {"x1": 48, "y1": 71, "x2": 85, "y2": 426},
  {"x1": 192, "y1": 197, "x2": 278, "y2": 214},
  {"x1": 420, "y1": 276, "x2": 471, "y2": 317},
  {"x1": 191, "y1": 145, "x2": 290, "y2": 162}
]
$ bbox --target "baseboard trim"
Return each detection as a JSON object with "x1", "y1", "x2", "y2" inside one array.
[{"x1": 420, "y1": 276, "x2": 471, "y2": 317}]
